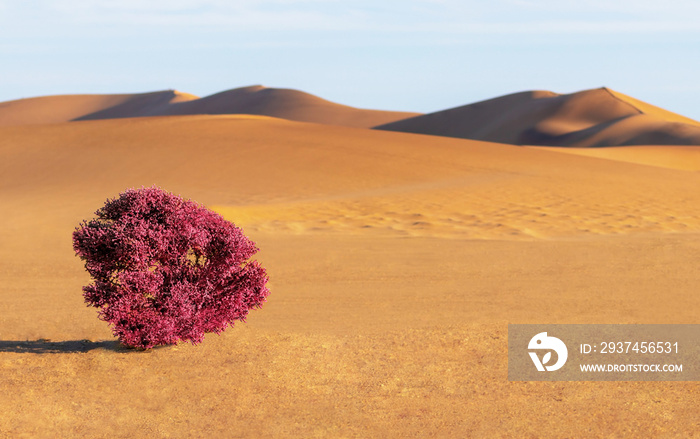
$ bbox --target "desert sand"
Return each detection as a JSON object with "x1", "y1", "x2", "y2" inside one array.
[
  {"x1": 375, "y1": 87, "x2": 700, "y2": 147},
  {"x1": 0, "y1": 88, "x2": 699, "y2": 437},
  {"x1": 534, "y1": 145, "x2": 700, "y2": 172}
]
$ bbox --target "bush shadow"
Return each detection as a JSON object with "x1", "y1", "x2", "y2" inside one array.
[{"x1": 0, "y1": 339, "x2": 128, "y2": 354}]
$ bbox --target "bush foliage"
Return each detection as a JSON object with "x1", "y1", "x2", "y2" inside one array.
[{"x1": 73, "y1": 187, "x2": 269, "y2": 349}]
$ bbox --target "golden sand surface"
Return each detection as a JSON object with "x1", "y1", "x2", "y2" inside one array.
[
  {"x1": 533, "y1": 145, "x2": 700, "y2": 172},
  {"x1": 1, "y1": 115, "x2": 698, "y2": 437}
]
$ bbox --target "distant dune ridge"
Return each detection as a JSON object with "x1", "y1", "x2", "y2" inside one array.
[
  {"x1": 0, "y1": 85, "x2": 419, "y2": 129},
  {"x1": 375, "y1": 87, "x2": 700, "y2": 147},
  {"x1": 2, "y1": 85, "x2": 700, "y2": 147}
]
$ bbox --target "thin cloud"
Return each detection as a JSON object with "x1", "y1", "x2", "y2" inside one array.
[{"x1": 0, "y1": 0, "x2": 698, "y2": 36}]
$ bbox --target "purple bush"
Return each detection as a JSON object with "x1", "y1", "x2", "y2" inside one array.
[{"x1": 73, "y1": 187, "x2": 269, "y2": 349}]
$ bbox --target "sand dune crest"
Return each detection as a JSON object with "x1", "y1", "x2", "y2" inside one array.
[{"x1": 157, "y1": 85, "x2": 421, "y2": 128}]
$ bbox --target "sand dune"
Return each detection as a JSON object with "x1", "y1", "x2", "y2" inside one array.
[
  {"x1": 1, "y1": 115, "x2": 698, "y2": 437},
  {"x1": 375, "y1": 87, "x2": 700, "y2": 147},
  {"x1": 0, "y1": 86, "x2": 419, "y2": 128},
  {"x1": 0, "y1": 90, "x2": 197, "y2": 126},
  {"x1": 154, "y1": 85, "x2": 420, "y2": 128}
]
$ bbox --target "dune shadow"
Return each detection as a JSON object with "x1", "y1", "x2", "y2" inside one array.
[{"x1": 0, "y1": 339, "x2": 127, "y2": 354}]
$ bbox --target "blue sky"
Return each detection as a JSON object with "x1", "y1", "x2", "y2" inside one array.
[{"x1": 2, "y1": 0, "x2": 700, "y2": 119}]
